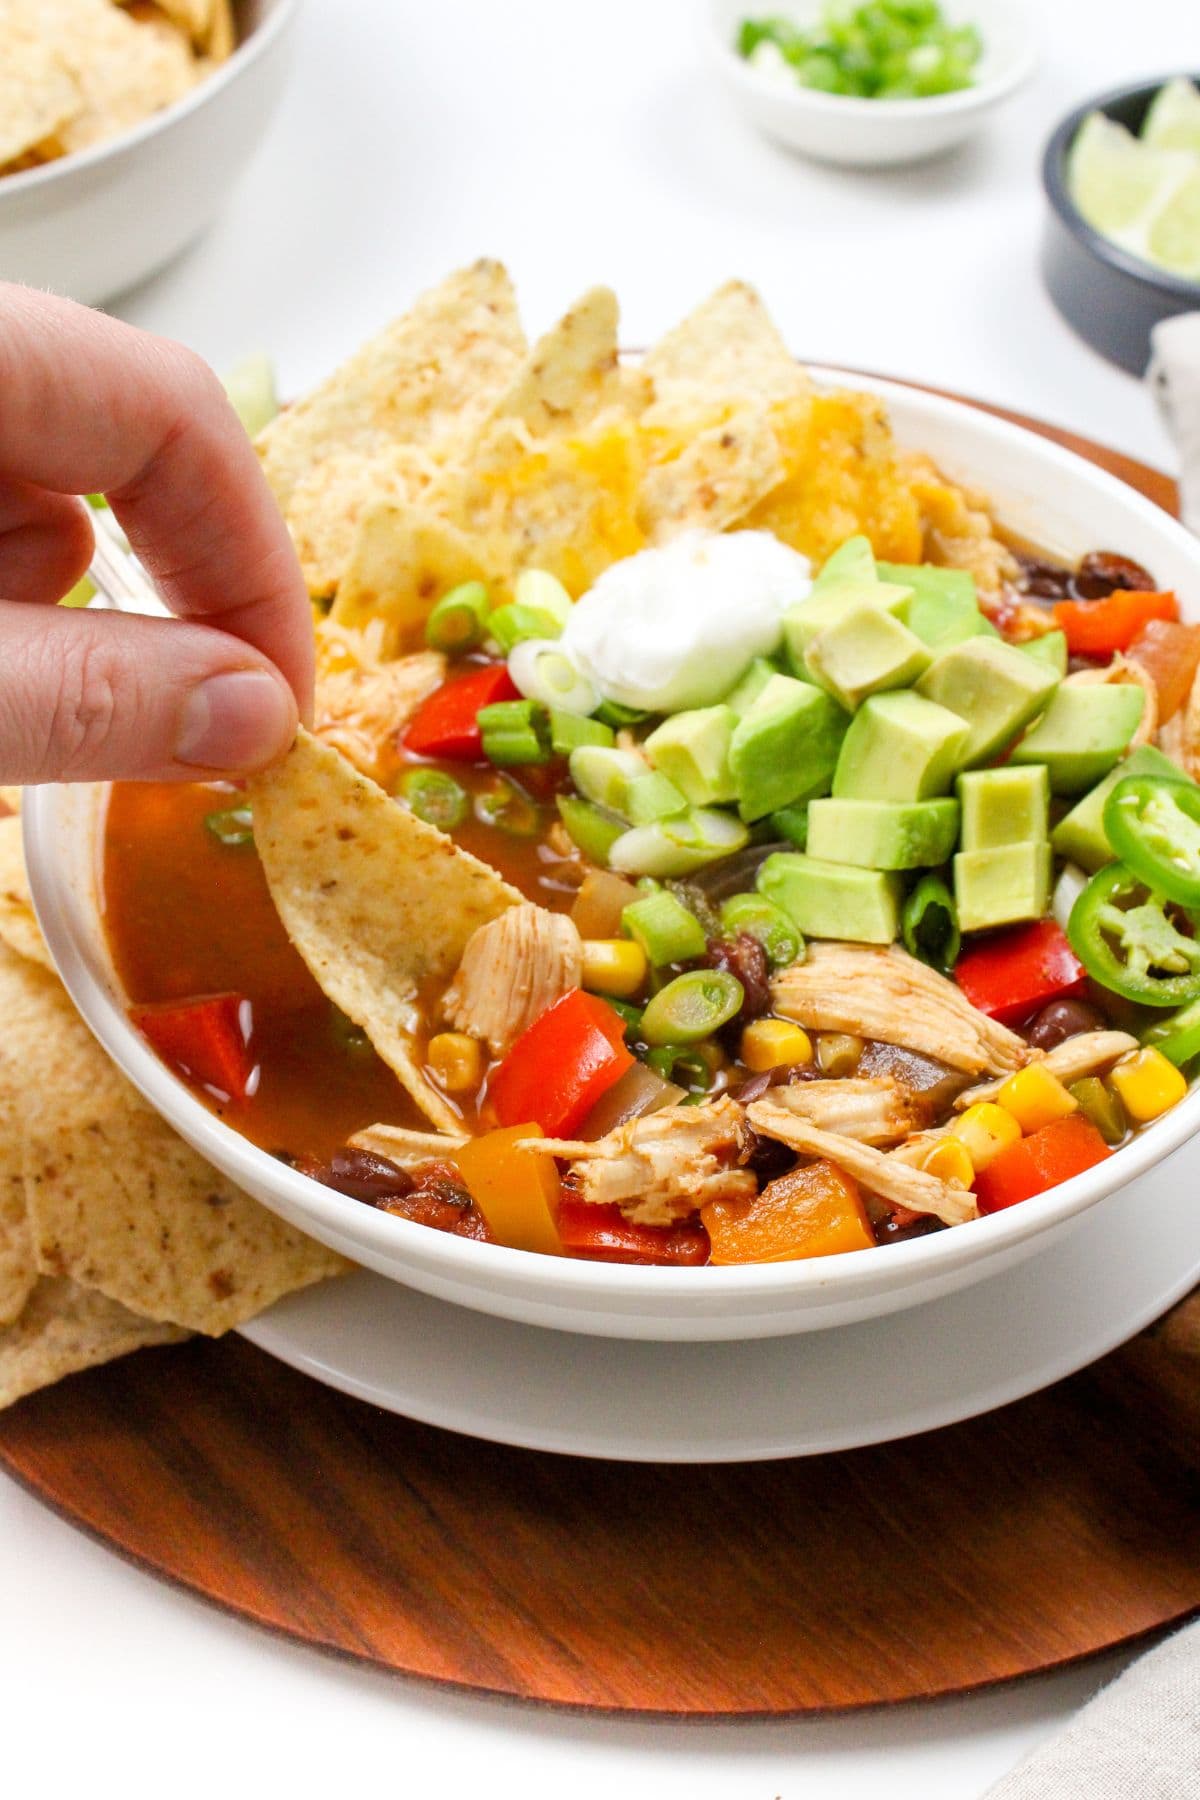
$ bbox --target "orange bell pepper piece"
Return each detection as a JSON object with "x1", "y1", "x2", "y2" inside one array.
[
  {"x1": 452, "y1": 1124, "x2": 562, "y2": 1256},
  {"x1": 703, "y1": 1158, "x2": 874, "y2": 1264},
  {"x1": 1053, "y1": 589, "x2": 1177, "y2": 656},
  {"x1": 973, "y1": 1114, "x2": 1110, "y2": 1215}
]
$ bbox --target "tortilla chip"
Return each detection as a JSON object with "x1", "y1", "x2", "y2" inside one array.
[
  {"x1": 121, "y1": 0, "x2": 212, "y2": 44},
  {"x1": 257, "y1": 261, "x2": 527, "y2": 513},
  {"x1": 0, "y1": 1276, "x2": 186, "y2": 1411},
  {"x1": 0, "y1": 9, "x2": 81, "y2": 167},
  {"x1": 643, "y1": 280, "x2": 811, "y2": 427},
  {"x1": 32, "y1": 0, "x2": 198, "y2": 153},
  {"x1": 0, "y1": 788, "x2": 22, "y2": 814},
  {"x1": 287, "y1": 446, "x2": 438, "y2": 600},
  {"x1": 0, "y1": 816, "x2": 52, "y2": 971},
  {"x1": 330, "y1": 503, "x2": 488, "y2": 655},
  {"x1": 248, "y1": 730, "x2": 521, "y2": 1132},
  {"x1": 639, "y1": 408, "x2": 786, "y2": 541},
  {"x1": 314, "y1": 649, "x2": 445, "y2": 783},
  {"x1": 479, "y1": 286, "x2": 639, "y2": 443},
  {"x1": 204, "y1": 0, "x2": 232, "y2": 59}
]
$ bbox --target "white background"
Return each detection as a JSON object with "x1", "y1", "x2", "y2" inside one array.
[{"x1": 2, "y1": 0, "x2": 1196, "y2": 1793}]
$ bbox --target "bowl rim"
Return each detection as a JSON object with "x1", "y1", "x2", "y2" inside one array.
[
  {"x1": 1041, "y1": 75, "x2": 1200, "y2": 303},
  {"x1": 23, "y1": 366, "x2": 1200, "y2": 1312},
  {"x1": 0, "y1": 0, "x2": 300, "y2": 203},
  {"x1": 705, "y1": 0, "x2": 1037, "y2": 118}
]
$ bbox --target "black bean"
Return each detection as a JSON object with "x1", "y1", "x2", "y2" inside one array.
[{"x1": 1024, "y1": 997, "x2": 1107, "y2": 1051}]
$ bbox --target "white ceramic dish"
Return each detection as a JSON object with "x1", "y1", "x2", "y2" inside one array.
[
  {"x1": 706, "y1": 0, "x2": 1036, "y2": 166},
  {"x1": 240, "y1": 1143, "x2": 1200, "y2": 1460},
  {"x1": 23, "y1": 369, "x2": 1200, "y2": 1343},
  {"x1": 0, "y1": 0, "x2": 299, "y2": 306}
]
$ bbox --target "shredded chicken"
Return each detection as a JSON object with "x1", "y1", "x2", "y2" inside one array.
[
  {"x1": 314, "y1": 650, "x2": 445, "y2": 782},
  {"x1": 955, "y1": 1030, "x2": 1138, "y2": 1108},
  {"x1": 443, "y1": 902, "x2": 582, "y2": 1055},
  {"x1": 748, "y1": 1078, "x2": 921, "y2": 1147},
  {"x1": 1066, "y1": 655, "x2": 1157, "y2": 748},
  {"x1": 349, "y1": 1123, "x2": 467, "y2": 1164},
  {"x1": 885, "y1": 1125, "x2": 953, "y2": 1168},
  {"x1": 745, "y1": 1101, "x2": 976, "y2": 1226},
  {"x1": 770, "y1": 942, "x2": 1028, "y2": 1076},
  {"x1": 525, "y1": 1095, "x2": 754, "y2": 1226},
  {"x1": 1160, "y1": 661, "x2": 1200, "y2": 779}
]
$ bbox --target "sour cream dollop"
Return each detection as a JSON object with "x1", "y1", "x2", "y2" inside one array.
[{"x1": 559, "y1": 530, "x2": 813, "y2": 713}]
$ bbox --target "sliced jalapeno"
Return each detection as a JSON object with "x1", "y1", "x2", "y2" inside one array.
[
  {"x1": 1067, "y1": 860, "x2": 1200, "y2": 1007},
  {"x1": 1103, "y1": 774, "x2": 1200, "y2": 906},
  {"x1": 902, "y1": 874, "x2": 960, "y2": 975}
]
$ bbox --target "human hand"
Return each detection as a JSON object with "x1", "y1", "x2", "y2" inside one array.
[{"x1": 0, "y1": 285, "x2": 313, "y2": 785}]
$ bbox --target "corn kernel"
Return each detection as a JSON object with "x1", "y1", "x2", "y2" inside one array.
[
  {"x1": 740, "y1": 1018, "x2": 814, "y2": 1073},
  {"x1": 1108, "y1": 1047, "x2": 1188, "y2": 1124},
  {"x1": 920, "y1": 1136, "x2": 975, "y2": 1188},
  {"x1": 954, "y1": 1102, "x2": 1022, "y2": 1171},
  {"x1": 428, "y1": 1032, "x2": 483, "y2": 1093},
  {"x1": 581, "y1": 937, "x2": 647, "y2": 999},
  {"x1": 995, "y1": 1063, "x2": 1078, "y2": 1134},
  {"x1": 815, "y1": 1032, "x2": 863, "y2": 1077}
]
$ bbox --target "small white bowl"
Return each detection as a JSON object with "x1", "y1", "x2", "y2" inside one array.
[
  {"x1": 706, "y1": 0, "x2": 1037, "y2": 166},
  {"x1": 0, "y1": 0, "x2": 299, "y2": 305},
  {"x1": 23, "y1": 371, "x2": 1200, "y2": 1343}
]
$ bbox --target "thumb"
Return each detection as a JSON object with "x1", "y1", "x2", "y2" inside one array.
[{"x1": 0, "y1": 601, "x2": 298, "y2": 785}]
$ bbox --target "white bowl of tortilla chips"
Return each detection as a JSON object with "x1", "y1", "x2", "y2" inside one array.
[
  {"x1": 0, "y1": 0, "x2": 298, "y2": 305},
  {"x1": 23, "y1": 264, "x2": 1200, "y2": 1346}
]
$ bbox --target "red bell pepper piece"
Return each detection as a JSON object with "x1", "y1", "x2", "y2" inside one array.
[
  {"x1": 955, "y1": 919, "x2": 1088, "y2": 1026},
  {"x1": 1054, "y1": 589, "x2": 1178, "y2": 656},
  {"x1": 131, "y1": 993, "x2": 253, "y2": 1100},
  {"x1": 403, "y1": 664, "x2": 519, "y2": 760},
  {"x1": 556, "y1": 1198, "x2": 710, "y2": 1265},
  {"x1": 489, "y1": 990, "x2": 633, "y2": 1137},
  {"x1": 974, "y1": 1114, "x2": 1111, "y2": 1214}
]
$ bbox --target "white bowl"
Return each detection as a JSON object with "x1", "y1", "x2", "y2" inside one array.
[
  {"x1": 23, "y1": 371, "x2": 1200, "y2": 1343},
  {"x1": 0, "y1": 0, "x2": 299, "y2": 305},
  {"x1": 706, "y1": 0, "x2": 1037, "y2": 166}
]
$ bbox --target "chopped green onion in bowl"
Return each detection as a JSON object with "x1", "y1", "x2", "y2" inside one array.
[{"x1": 738, "y1": 2, "x2": 983, "y2": 101}]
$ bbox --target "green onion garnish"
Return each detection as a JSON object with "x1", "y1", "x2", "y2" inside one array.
[
  {"x1": 397, "y1": 768, "x2": 469, "y2": 831},
  {"x1": 205, "y1": 805, "x2": 255, "y2": 848},
  {"x1": 425, "y1": 581, "x2": 490, "y2": 653},
  {"x1": 640, "y1": 969, "x2": 744, "y2": 1046}
]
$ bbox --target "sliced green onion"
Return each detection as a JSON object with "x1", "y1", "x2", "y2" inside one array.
[
  {"x1": 594, "y1": 698, "x2": 650, "y2": 729},
  {"x1": 640, "y1": 970, "x2": 744, "y2": 1046},
  {"x1": 514, "y1": 568, "x2": 572, "y2": 629},
  {"x1": 1068, "y1": 1077, "x2": 1127, "y2": 1146},
  {"x1": 425, "y1": 581, "x2": 489, "y2": 653},
  {"x1": 549, "y1": 710, "x2": 614, "y2": 755},
  {"x1": 205, "y1": 805, "x2": 255, "y2": 848},
  {"x1": 476, "y1": 775, "x2": 542, "y2": 836},
  {"x1": 768, "y1": 805, "x2": 809, "y2": 850},
  {"x1": 569, "y1": 745, "x2": 645, "y2": 813},
  {"x1": 608, "y1": 809, "x2": 750, "y2": 879},
  {"x1": 1144, "y1": 994, "x2": 1200, "y2": 1068},
  {"x1": 397, "y1": 768, "x2": 468, "y2": 830},
  {"x1": 556, "y1": 794, "x2": 625, "y2": 863},
  {"x1": 902, "y1": 874, "x2": 960, "y2": 975},
  {"x1": 719, "y1": 893, "x2": 803, "y2": 969},
  {"x1": 478, "y1": 699, "x2": 550, "y2": 766},
  {"x1": 606, "y1": 998, "x2": 644, "y2": 1039},
  {"x1": 624, "y1": 771, "x2": 688, "y2": 827},
  {"x1": 488, "y1": 601, "x2": 563, "y2": 653},
  {"x1": 330, "y1": 1005, "x2": 371, "y2": 1057},
  {"x1": 508, "y1": 639, "x2": 599, "y2": 716},
  {"x1": 622, "y1": 890, "x2": 707, "y2": 967}
]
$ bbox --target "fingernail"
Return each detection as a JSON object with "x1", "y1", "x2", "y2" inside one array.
[{"x1": 175, "y1": 670, "x2": 295, "y2": 771}]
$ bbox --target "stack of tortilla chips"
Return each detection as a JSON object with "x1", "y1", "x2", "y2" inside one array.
[
  {"x1": 0, "y1": 0, "x2": 235, "y2": 178},
  {"x1": 0, "y1": 808, "x2": 348, "y2": 1411}
]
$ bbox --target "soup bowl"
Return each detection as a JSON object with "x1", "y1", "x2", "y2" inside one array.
[{"x1": 23, "y1": 371, "x2": 1200, "y2": 1341}]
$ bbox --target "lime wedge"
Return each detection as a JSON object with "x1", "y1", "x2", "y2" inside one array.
[
  {"x1": 1067, "y1": 112, "x2": 1192, "y2": 238},
  {"x1": 1142, "y1": 77, "x2": 1200, "y2": 156},
  {"x1": 1144, "y1": 167, "x2": 1200, "y2": 279}
]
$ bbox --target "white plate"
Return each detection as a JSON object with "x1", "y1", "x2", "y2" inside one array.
[{"x1": 240, "y1": 1143, "x2": 1200, "y2": 1463}]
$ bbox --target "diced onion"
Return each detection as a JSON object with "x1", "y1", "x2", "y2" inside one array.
[
  {"x1": 1052, "y1": 862, "x2": 1089, "y2": 934},
  {"x1": 508, "y1": 639, "x2": 599, "y2": 716}
]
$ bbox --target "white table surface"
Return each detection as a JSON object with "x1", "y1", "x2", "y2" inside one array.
[{"x1": 2, "y1": 0, "x2": 1195, "y2": 1792}]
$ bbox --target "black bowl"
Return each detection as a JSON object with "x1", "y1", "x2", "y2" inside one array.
[{"x1": 1042, "y1": 77, "x2": 1200, "y2": 377}]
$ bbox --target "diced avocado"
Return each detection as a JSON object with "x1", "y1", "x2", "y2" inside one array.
[
  {"x1": 954, "y1": 842, "x2": 1052, "y2": 933},
  {"x1": 1051, "y1": 744, "x2": 1190, "y2": 870},
  {"x1": 624, "y1": 770, "x2": 688, "y2": 825},
  {"x1": 730, "y1": 675, "x2": 847, "y2": 821},
  {"x1": 805, "y1": 605, "x2": 931, "y2": 711},
  {"x1": 758, "y1": 852, "x2": 904, "y2": 945},
  {"x1": 783, "y1": 541, "x2": 912, "y2": 677},
  {"x1": 877, "y1": 561, "x2": 997, "y2": 651},
  {"x1": 815, "y1": 535, "x2": 877, "y2": 587},
  {"x1": 916, "y1": 638, "x2": 1059, "y2": 768},
  {"x1": 569, "y1": 746, "x2": 646, "y2": 814},
  {"x1": 806, "y1": 797, "x2": 959, "y2": 870},
  {"x1": 549, "y1": 711, "x2": 615, "y2": 755},
  {"x1": 957, "y1": 765, "x2": 1050, "y2": 851},
  {"x1": 644, "y1": 705, "x2": 738, "y2": 806},
  {"x1": 832, "y1": 692, "x2": 970, "y2": 803},
  {"x1": 724, "y1": 657, "x2": 778, "y2": 718},
  {"x1": 1010, "y1": 684, "x2": 1146, "y2": 793},
  {"x1": 1019, "y1": 630, "x2": 1068, "y2": 678}
]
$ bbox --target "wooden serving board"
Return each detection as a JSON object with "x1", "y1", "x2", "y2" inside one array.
[{"x1": 0, "y1": 408, "x2": 1197, "y2": 1716}]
